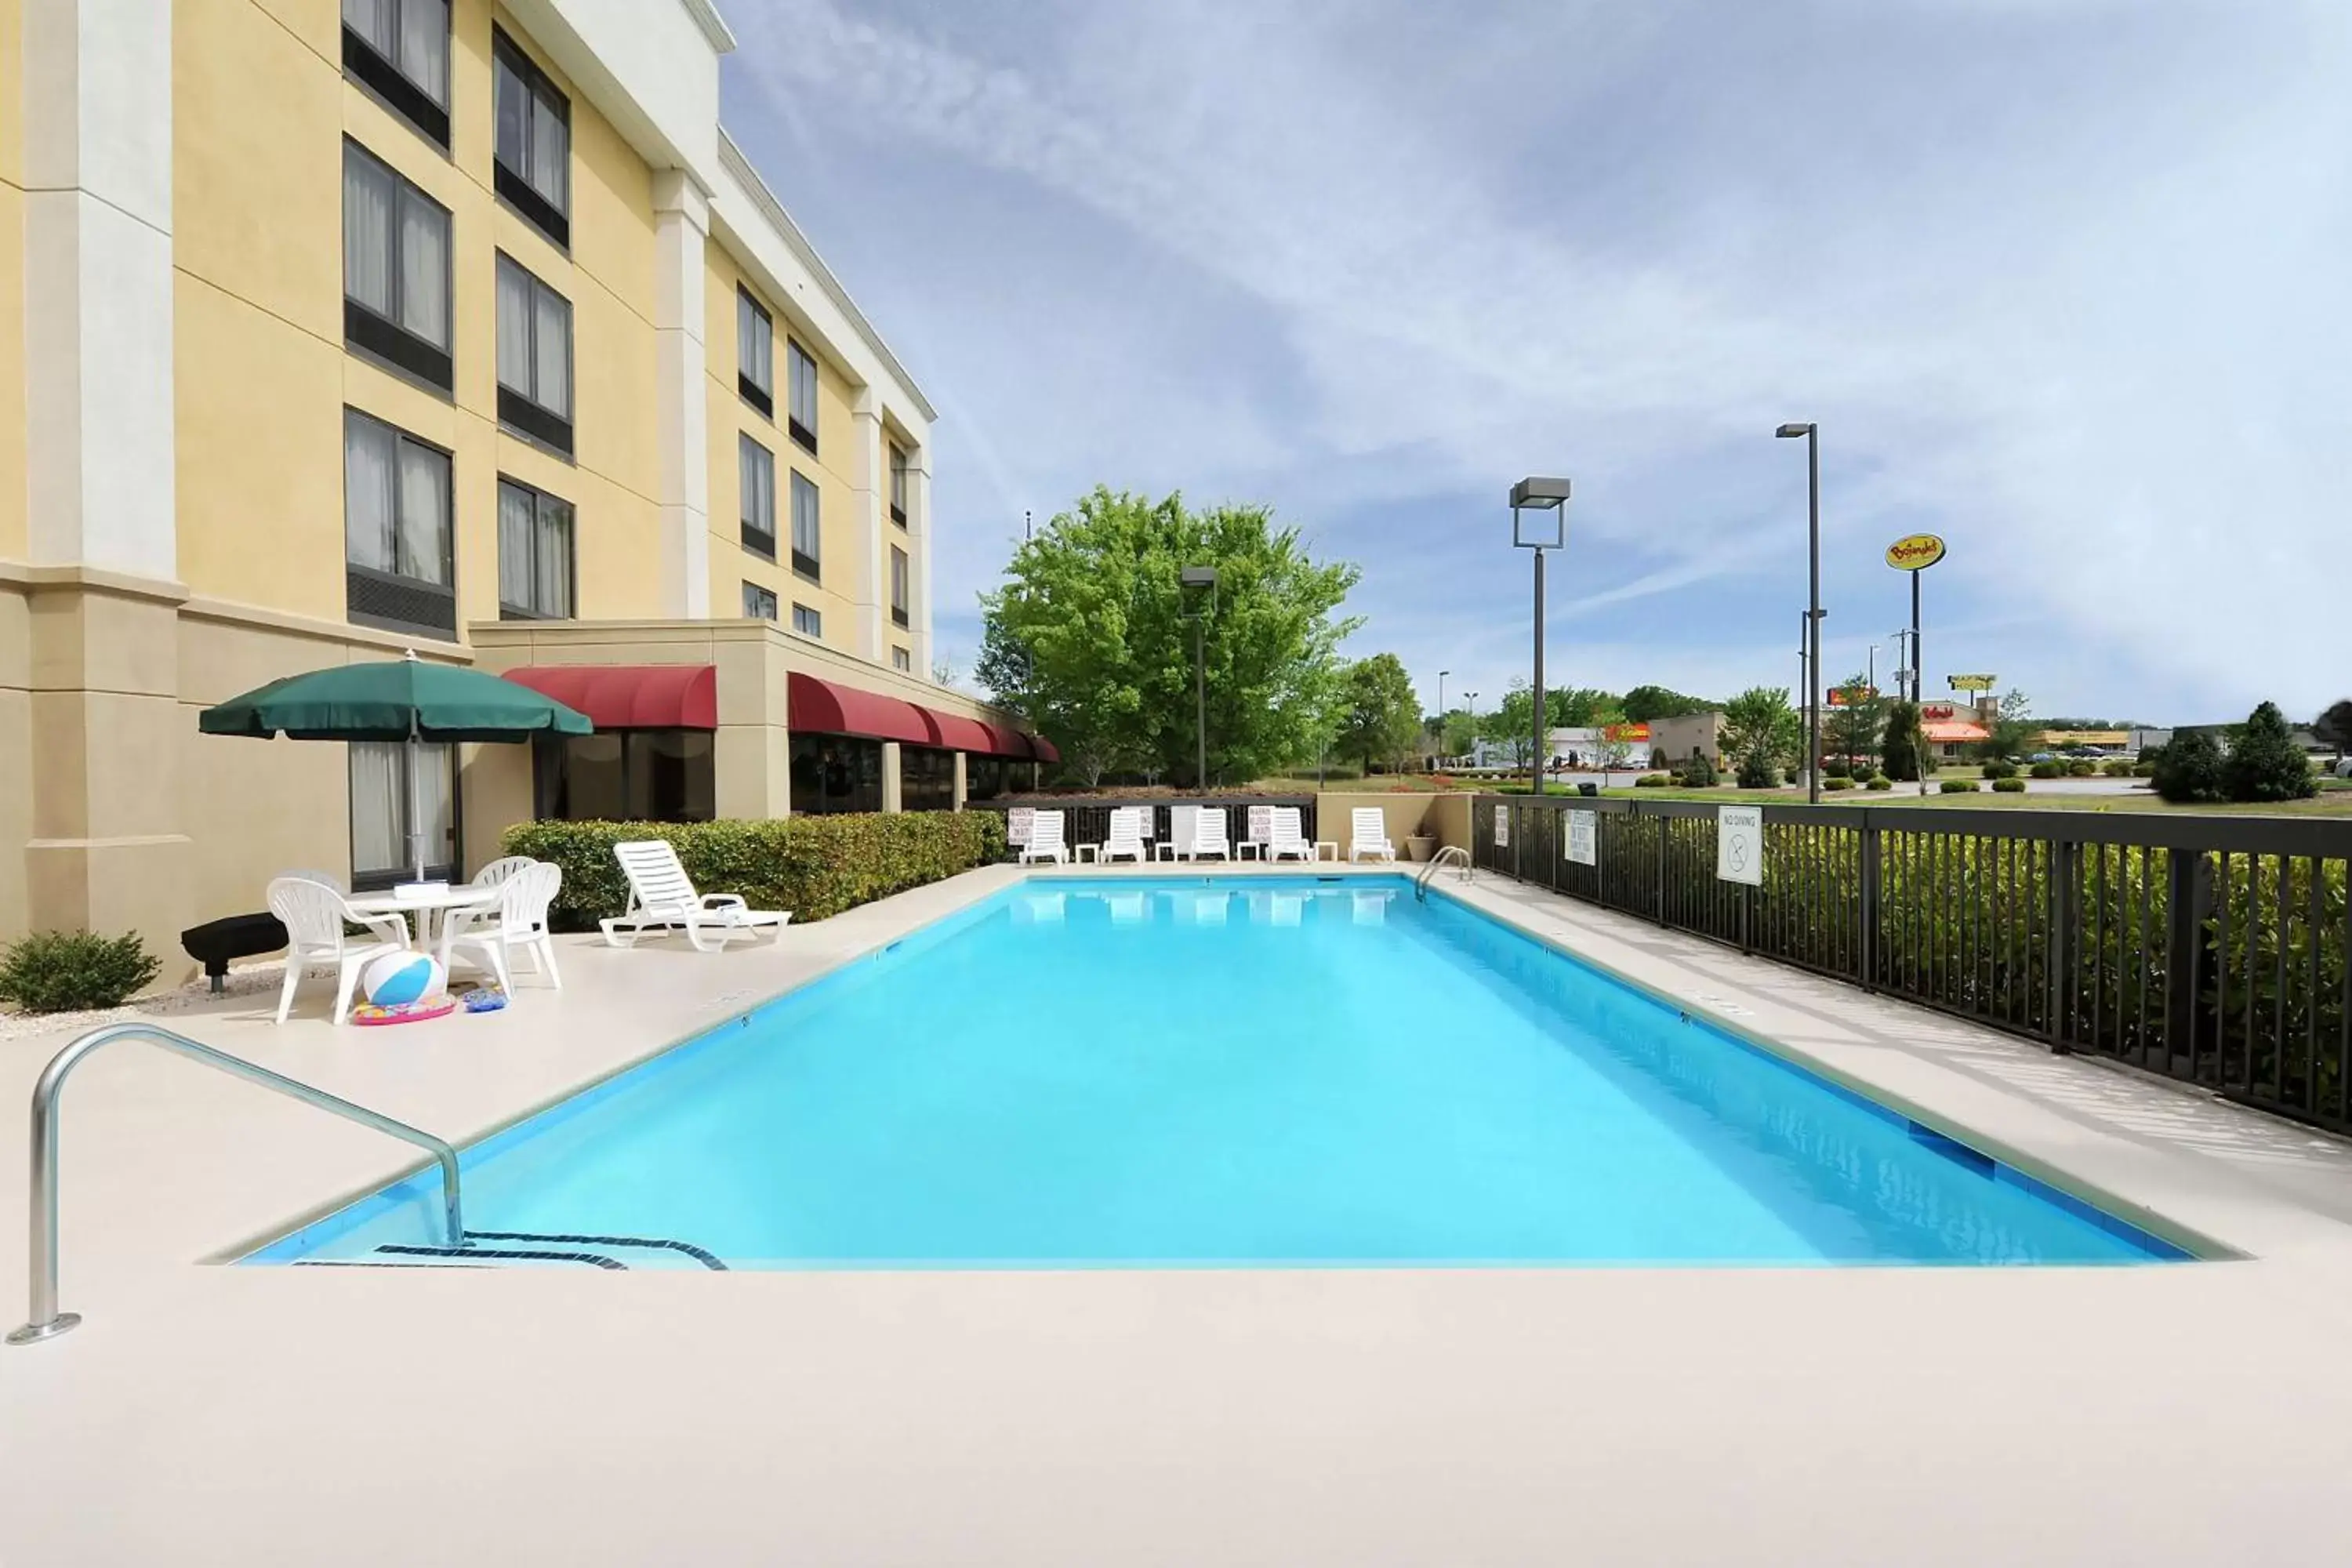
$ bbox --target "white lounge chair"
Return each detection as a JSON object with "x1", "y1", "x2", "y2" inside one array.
[
  {"x1": 1192, "y1": 810, "x2": 1232, "y2": 861},
  {"x1": 1102, "y1": 807, "x2": 1149, "y2": 864},
  {"x1": 267, "y1": 876, "x2": 412, "y2": 1025},
  {"x1": 443, "y1": 860, "x2": 564, "y2": 991},
  {"x1": 1018, "y1": 810, "x2": 1069, "y2": 865},
  {"x1": 1268, "y1": 807, "x2": 1315, "y2": 862},
  {"x1": 1348, "y1": 807, "x2": 1396, "y2": 862},
  {"x1": 1169, "y1": 804, "x2": 1200, "y2": 859},
  {"x1": 600, "y1": 840, "x2": 789, "y2": 952}
]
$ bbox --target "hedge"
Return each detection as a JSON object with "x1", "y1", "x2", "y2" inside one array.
[
  {"x1": 1940, "y1": 778, "x2": 1978, "y2": 793},
  {"x1": 502, "y1": 811, "x2": 1007, "y2": 929},
  {"x1": 1823, "y1": 775, "x2": 1856, "y2": 791},
  {"x1": 1991, "y1": 776, "x2": 2028, "y2": 793}
]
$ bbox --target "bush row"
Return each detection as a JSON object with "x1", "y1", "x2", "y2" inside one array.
[{"x1": 502, "y1": 811, "x2": 1007, "y2": 929}]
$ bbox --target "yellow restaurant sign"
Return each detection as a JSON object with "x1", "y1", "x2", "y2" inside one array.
[
  {"x1": 1885, "y1": 533, "x2": 1947, "y2": 571},
  {"x1": 1948, "y1": 674, "x2": 1997, "y2": 692}
]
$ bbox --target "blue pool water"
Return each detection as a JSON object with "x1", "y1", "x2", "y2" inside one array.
[{"x1": 249, "y1": 877, "x2": 2187, "y2": 1268}]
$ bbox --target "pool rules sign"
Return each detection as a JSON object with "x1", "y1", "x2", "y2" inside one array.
[
  {"x1": 1565, "y1": 810, "x2": 1597, "y2": 866},
  {"x1": 1717, "y1": 805, "x2": 1763, "y2": 886}
]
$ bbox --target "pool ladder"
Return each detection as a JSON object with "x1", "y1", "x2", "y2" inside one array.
[
  {"x1": 1414, "y1": 844, "x2": 1473, "y2": 902},
  {"x1": 8, "y1": 1022, "x2": 467, "y2": 1346}
]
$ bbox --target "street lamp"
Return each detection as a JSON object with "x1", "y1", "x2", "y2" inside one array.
[
  {"x1": 1511, "y1": 477, "x2": 1571, "y2": 795},
  {"x1": 1463, "y1": 691, "x2": 1479, "y2": 770},
  {"x1": 1179, "y1": 566, "x2": 1218, "y2": 789},
  {"x1": 1776, "y1": 423, "x2": 1821, "y2": 803}
]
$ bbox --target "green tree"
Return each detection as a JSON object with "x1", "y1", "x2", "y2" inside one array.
[
  {"x1": 1881, "y1": 700, "x2": 1933, "y2": 782},
  {"x1": 1440, "y1": 709, "x2": 1479, "y2": 757},
  {"x1": 1823, "y1": 673, "x2": 1886, "y2": 771},
  {"x1": 1620, "y1": 684, "x2": 1709, "y2": 723},
  {"x1": 1721, "y1": 686, "x2": 1798, "y2": 786},
  {"x1": 1978, "y1": 689, "x2": 2034, "y2": 763},
  {"x1": 1550, "y1": 687, "x2": 1620, "y2": 727},
  {"x1": 2224, "y1": 701, "x2": 2318, "y2": 802},
  {"x1": 1335, "y1": 654, "x2": 1422, "y2": 774},
  {"x1": 2313, "y1": 699, "x2": 2352, "y2": 758},
  {"x1": 2153, "y1": 730, "x2": 2227, "y2": 804},
  {"x1": 978, "y1": 487, "x2": 1361, "y2": 786}
]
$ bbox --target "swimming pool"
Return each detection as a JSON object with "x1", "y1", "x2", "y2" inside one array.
[{"x1": 249, "y1": 876, "x2": 2189, "y2": 1268}]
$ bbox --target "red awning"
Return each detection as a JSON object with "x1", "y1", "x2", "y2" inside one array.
[
  {"x1": 788, "y1": 672, "x2": 935, "y2": 745},
  {"x1": 1922, "y1": 720, "x2": 1990, "y2": 743},
  {"x1": 502, "y1": 665, "x2": 717, "y2": 729},
  {"x1": 1028, "y1": 734, "x2": 1060, "y2": 764},
  {"x1": 924, "y1": 710, "x2": 996, "y2": 753},
  {"x1": 974, "y1": 721, "x2": 1030, "y2": 759}
]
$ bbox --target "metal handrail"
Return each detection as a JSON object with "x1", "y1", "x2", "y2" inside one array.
[
  {"x1": 8, "y1": 1022, "x2": 466, "y2": 1346},
  {"x1": 1414, "y1": 844, "x2": 1473, "y2": 900}
]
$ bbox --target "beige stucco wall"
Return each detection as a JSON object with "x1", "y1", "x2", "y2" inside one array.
[
  {"x1": 1421, "y1": 793, "x2": 1473, "y2": 852},
  {"x1": 1317, "y1": 791, "x2": 1446, "y2": 860},
  {"x1": 0, "y1": 582, "x2": 30, "y2": 945},
  {"x1": 0, "y1": 0, "x2": 22, "y2": 565}
]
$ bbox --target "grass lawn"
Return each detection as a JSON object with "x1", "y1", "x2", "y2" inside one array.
[{"x1": 1582, "y1": 785, "x2": 2352, "y2": 816}]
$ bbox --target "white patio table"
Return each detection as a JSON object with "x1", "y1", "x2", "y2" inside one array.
[{"x1": 345, "y1": 884, "x2": 502, "y2": 965}]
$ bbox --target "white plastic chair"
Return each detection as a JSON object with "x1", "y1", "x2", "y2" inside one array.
[
  {"x1": 600, "y1": 840, "x2": 789, "y2": 952},
  {"x1": 1018, "y1": 811, "x2": 1069, "y2": 865},
  {"x1": 267, "y1": 877, "x2": 412, "y2": 1025},
  {"x1": 469, "y1": 855, "x2": 536, "y2": 891},
  {"x1": 1268, "y1": 807, "x2": 1315, "y2": 862},
  {"x1": 1102, "y1": 807, "x2": 1149, "y2": 864},
  {"x1": 1349, "y1": 807, "x2": 1397, "y2": 862},
  {"x1": 443, "y1": 861, "x2": 564, "y2": 991},
  {"x1": 1192, "y1": 811, "x2": 1232, "y2": 861}
]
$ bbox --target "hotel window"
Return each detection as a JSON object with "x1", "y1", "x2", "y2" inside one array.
[
  {"x1": 492, "y1": 27, "x2": 569, "y2": 247},
  {"x1": 350, "y1": 740, "x2": 456, "y2": 887},
  {"x1": 964, "y1": 755, "x2": 1007, "y2": 803},
  {"x1": 535, "y1": 731, "x2": 713, "y2": 824},
  {"x1": 789, "y1": 734, "x2": 883, "y2": 815},
  {"x1": 342, "y1": 140, "x2": 452, "y2": 390},
  {"x1": 742, "y1": 581, "x2": 778, "y2": 621},
  {"x1": 739, "y1": 436, "x2": 775, "y2": 560},
  {"x1": 495, "y1": 253, "x2": 573, "y2": 456},
  {"x1": 737, "y1": 288, "x2": 774, "y2": 417},
  {"x1": 890, "y1": 545, "x2": 910, "y2": 630},
  {"x1": 791, "y1": 602, "x2": 822, "y2": 640},
  {"x1": 341, "y1": 0, "x2": 450, "y2": 147},
  {"x1": 786, "y1": 339, "x2": 818, "y2": 453},
  {"x1": 892, "y1": 646, "x2": 911, "y2": 673},
  {"x1": 888, "y1": 442, "x2": 909, "y2": 525},
  {"x1": 790, "y1": 470, "x2": 820, "y2": 581},
  {"x1": 497, "y1": 478, "x2": 573, "y2": 619},
  {"x1": 902, "y1": 747, "x2": 956, "y2": 811},
  {"x1": 343, "y1": 408, "x2": 454, "y2": 639}
]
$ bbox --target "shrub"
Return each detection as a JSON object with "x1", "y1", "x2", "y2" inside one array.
[
  {"x1": 2031, "y1": 760, "x2": 2063, "y2": 779},
  {"x1": 1822, "y1": 775, "x2": 1855, "y2": 791},
  {"x1": 1881, "y1": 701, "x2": 1925, "y2": 781},
  {"x1": 2133, "y1": 760, "x2": 2158, "y2": 778},
  {"x1": 2065, "y1": 758, "x2": 2097, "y2": 777},
  {"x1": 1634, "y1": 773, "x2": 1672, "y2": 788},
  {"x1": 503, "y1": 811, "x2": 1007, "y2": 930},
  {"x1": 1822, "y1": 759, "x2": 1853, "y2": 780},
  {"x1": 0, "y1": 930, "x2": 161, "y2": 1014},
  {"x1": 1736, "y1": 756, "x2": 1780, "y2": 789},
  {"x1": 1982, "y1": 759, "x2": 2017, "y2": 780},
  {"x1": 1865, "y1": 775, "x2": 1893, "y2": 791},
  {"x1": 1991, "y1": 776, "x2": 2028, "y2": 793},
  {"x1": 1940, "y1": 778, "x2": 1978, "y2": 793},
  {"x1": 2225, "y1": 701, "x2": 2318, "y2": 803},
  {"x1": 1650, "y1": 749, "x2": 1671, "y2": 771},
  {"x1": 2102, "y1": 759, "x2": 2136, "y2": 777},
  {"x1": 2153, "y1": 730, "x2": 2227, "y2": 804},
  {"x1": 1677, "y1": 752, "x2": 1719, "y2": 788}
]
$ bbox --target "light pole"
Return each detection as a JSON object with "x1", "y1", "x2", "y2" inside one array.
[
  {"x1": 1438, "y1": 669, "x2": 1450, "y2": 765},
  {"x1": 1180, "y1": 566, "x2": 1218, "y2": 790},
  {"x1": 1511, "y1": 477, "x2": 1571, "y2": 795},
  {"x1": 1776, "y1": 423, "x2": 1821, "y2": 802},
  {"x1": 1463, "y1": 691, "x2": 1479, "y2": 771}
]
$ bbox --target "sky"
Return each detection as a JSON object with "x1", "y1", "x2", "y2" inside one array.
[{"x1": 717, "y1": 0, "x2": 2352, "y2": 726}]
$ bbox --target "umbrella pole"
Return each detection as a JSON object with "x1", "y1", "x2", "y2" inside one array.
[{"x1": 408, "y1": 715, "x2": 427, "y2": 884}]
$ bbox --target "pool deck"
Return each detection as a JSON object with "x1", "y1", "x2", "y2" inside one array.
[{"x1": 6, "y1": 859, "x2": 2352, "y2": 1565}]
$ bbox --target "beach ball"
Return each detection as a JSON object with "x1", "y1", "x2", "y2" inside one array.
[{"x1": 363, "y1": 951, "x2": 444, "y2": 1007}]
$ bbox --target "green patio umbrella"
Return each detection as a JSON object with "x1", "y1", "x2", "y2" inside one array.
[{"x1": 200, "y1": 650, "x2": 592, "y2": 881}]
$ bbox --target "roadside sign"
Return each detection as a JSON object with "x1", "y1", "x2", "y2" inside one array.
[
  {"x1": 1602, "y1": 722, "x2": 1650, "y2": 743},
  {"x1": 1828, "y1": 685, "x2": 1878, "y2": 707},
  {"x1": 1007, "y1": 808, "x2": 1034, "y2": 845},
  {"x1": 1920, "y1": 703, "x2": 1956, "y2": 721},
  {"x1": 1718, "y1": 805, "x2": 1762, "y2": 886},
  {"x1": 1948, "y1": 674, "x2": 1996, "y2": 692},
  {"x1": 1494, "y1": 808, "x2": 1510, "y2": 848},
  {"x1": 1885, "y1": 534, "x2": 1947, "y2": 571},
  {"x1": 1566, "y1": 811, "x2": 1597, "y2": 866},
  {"x1": 1247, "y1": 804, "x2": 1273, "y2": 844}
]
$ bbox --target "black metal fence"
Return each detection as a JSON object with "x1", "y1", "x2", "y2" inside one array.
[
  {"x1": 970, "y1": 796, "x2": 1317, "y2": 858},
  {"x1": 1472, "y1": 795, "x2": 2352, "y2": 1134}
]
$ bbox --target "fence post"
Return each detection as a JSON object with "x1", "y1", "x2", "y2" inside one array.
[
  {"x1": 2048, "y1": 838, "x2": 2079, "y2": 1054},
  {"x1": 1650, "y1": 804, "x2": 1668, "y2": 927},
  {"x1": 1858, "y1": 820, "x2": 1880, "y2": 993},
  {"x1": 2165, "y1": 847, "x2": 2209, "y2": 1073}
]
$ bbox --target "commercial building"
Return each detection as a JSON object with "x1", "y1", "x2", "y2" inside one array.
[
  {"x1": 1644, "y1": 713, "x2": 1723, "y2": 769},
  {"x1": 1, "y1": 0, "x2": 1045, "y2": 967}
]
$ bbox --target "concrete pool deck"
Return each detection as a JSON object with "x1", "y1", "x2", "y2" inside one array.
[{"x1": 5, "y1": 859, "x2": 2352, "y2": 1565}]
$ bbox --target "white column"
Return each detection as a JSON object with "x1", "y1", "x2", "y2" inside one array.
[
  {"x1": 652, "y1": 171, "x2": 711, "y2": 619},
  {"x1": 848, "y1": 387, "x2": 885, "y2": 660},
  {"x1": 24, "y1": 0, "x2": 176, "y2": 577},
  {"x1": 907, "y1": 446, "x2": 934, "y2": 680}
]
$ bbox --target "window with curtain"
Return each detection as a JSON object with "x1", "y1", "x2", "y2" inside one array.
[
  {"x1": 742, "y1": 582, "x2": 778, "y2": 620},
  {"x1": 350, "y1": 740, "x2": 456, "y2": 886},
  {"x1": 345, "y1": 409, "x2": 453, "y2": 637},
  {"x1": 888, "y1": 442, "x2": 909, "y2": 524},
  {"x1": 343, "y1": 140, "x2": 452, "y2": 388},
  {"x1": 789, "y1": 734, "x2": 883, "y2": 815},
  {"x1": 790, "y1": 470, "x2": 820, "y2": 581},
  {"x1": 341, "y1": 0, "x2": 450, "y2": 147},
  {"x1": 492, "y1": 27, "x2": 570, "y2": 246},
  {"x1": 498, "y1": 477, "x2": 573, "y2": 619},
  {"x1": 891, "y1": 545, "x2": 910, "y2": 629},
  {"x1": 737, "y1": 288, "x2": 773, "y2": 416},
  {"x1": 739, "y1": 435, "x2": 775, "y2": 560},
  {"x1": 495, "y1": 252, "x2": 573, "y2": 454},
  {"x1": 791, "y1": 603, "x2": 821, "y2": 640},
  {"x1": 892, "y1": 646, "x2": 911, "y2": 673},
  {"x1": 535, "y1": 731, "x2": 713, "y2": 824},
  {"x1": 786, "y1": 339, "x2": 818, "y2": 452}
]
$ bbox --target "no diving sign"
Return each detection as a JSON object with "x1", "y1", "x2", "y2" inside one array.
[{"x1": 1717, "y1": 805, "x2": 1762, "y2": 886}]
